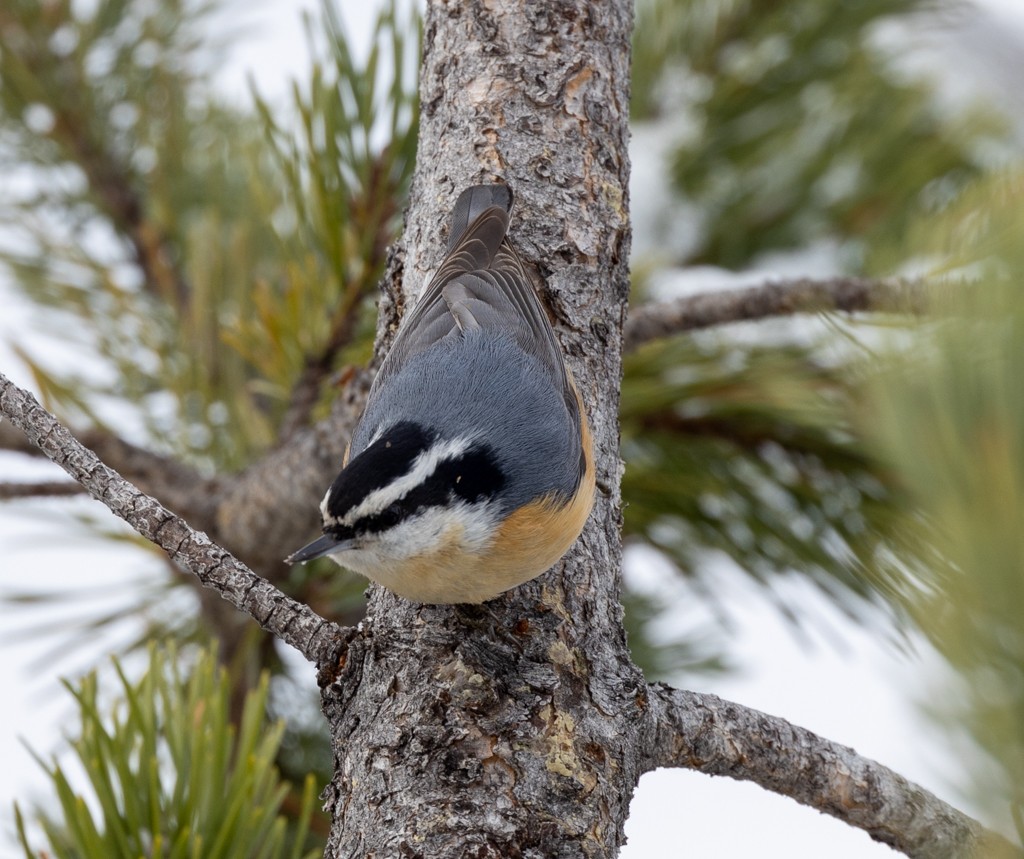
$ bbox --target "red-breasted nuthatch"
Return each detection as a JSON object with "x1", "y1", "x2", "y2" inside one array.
[{"x1": 286, "y1": 183, "x2": 595, "y2": 604}]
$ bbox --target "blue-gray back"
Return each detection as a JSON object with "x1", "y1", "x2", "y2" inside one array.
[{"x1": 354, "y1": 183, "x2": 585, "y2": 507}]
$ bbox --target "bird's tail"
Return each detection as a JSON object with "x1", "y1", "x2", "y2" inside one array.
[{"x1": 446, "y1": 183, "x2": 513, "y2": 253}]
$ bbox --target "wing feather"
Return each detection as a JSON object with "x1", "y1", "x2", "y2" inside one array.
[{"x1": 370, "y1": 184, "x2": 577, "y2": 425}]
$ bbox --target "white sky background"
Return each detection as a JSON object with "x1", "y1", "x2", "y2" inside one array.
[{"x1": 2, "y1": 1, "x2": 1024, "y2": 856}]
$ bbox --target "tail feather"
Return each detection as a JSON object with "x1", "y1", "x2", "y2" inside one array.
[{"x1": 447, "y1": 184, "x2": 513, "y2": 252}]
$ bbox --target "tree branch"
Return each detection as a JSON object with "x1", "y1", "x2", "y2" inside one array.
[
  {"x1": 1, "y1": 369, "x2": 369, "y2": 576},
  {"x1": 214, "y1": 367, "x2": 372, "y2": 574},
  {"x1": 0, "y1": 371, "x2": 345, "y2": 666},
  {"x1": 632, "y1": 411, "x2": 873, "y2": 467},
  {"x1": 646, "y1": 684, "x2": 1021, "y2": 859},
  {"x1": 0, "y1": 418, "x2": 218, "y2": 522},
  {"x1": 0, "y1": 480, "x2": 85, "y2": 500},
  {"x1": 623, "y1": 276, "x2": 930, "y2": 351}
]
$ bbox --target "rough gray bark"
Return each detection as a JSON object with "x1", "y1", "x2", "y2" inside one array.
[
  {"x1": 0, "y1": 372, "x2": 344, "y2": 665},
  {"x1": 1, "y1": 0, "x2": 1017, "y2": 855},
  {"x1": 647, "y1": 686, "x2": 1021, "y2": 859},
  {"x1": 319, "y1": 1, "x2": 638, "y2": 856},
  {"x1": 0, "y1": 366, "x2": 370, "y2": 675},
  {"x1": 3, "y1": 360, "x2": 1013, "y2": 858},
  {"x1": 623, "y1": 276, "x2": 930, "y2": 352}
]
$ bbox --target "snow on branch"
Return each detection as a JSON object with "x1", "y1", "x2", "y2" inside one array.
[
  {"x1": 646, "y1": 684, "x2": 1020, "y2": 859},
  {"x1": 0, "y1": 371, "x2": 345, "y2": 666}
]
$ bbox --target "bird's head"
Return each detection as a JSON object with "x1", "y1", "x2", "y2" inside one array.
[{"x1": 285, "y1": 421, "x2": 507, "y2": 578}]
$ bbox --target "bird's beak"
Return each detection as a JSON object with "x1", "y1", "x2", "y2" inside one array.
[{"x1": 285, "y1": 534, "x2": 354, "y2": 565}]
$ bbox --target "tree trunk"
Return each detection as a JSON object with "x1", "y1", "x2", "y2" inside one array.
[
  {"x1": 319, "y1": 0, "x2": 639, "y2": 855},
  {"x1": 2, "y1": 0, "x2": 1017, "y2": 854}
]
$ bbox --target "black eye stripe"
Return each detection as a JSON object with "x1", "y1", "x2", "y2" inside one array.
[
  {"x1": 334, "y1": 445, "x2": 506, "y2": 537},
  {"x1": 324, "y1": 422, "x2": 434, "y2": 522},
  {"x1": 432, "y1": 450, "x2": 505, "y2": 504}
]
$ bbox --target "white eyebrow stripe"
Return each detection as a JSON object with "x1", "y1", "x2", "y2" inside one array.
[{"x1": 341, "y1": 436, "x2": 473, "y2": 525}]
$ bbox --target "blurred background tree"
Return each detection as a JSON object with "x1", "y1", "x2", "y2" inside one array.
[
  {"x1": 861, "y1": 169, "x2": 1024, "y2": 838},
  {"x1": 2, "y1": 0, "x2": 1022, "y2": 853}
]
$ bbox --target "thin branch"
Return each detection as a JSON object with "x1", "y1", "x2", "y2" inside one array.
[
  {"x1": 646, "y1": 684, "x2": 1021, "y2": 859},
  {"x1": 632, "y1": 411, "x2": 874, "y2": 468},
  {"x1": 1, "y1": 367, "x2": 370, "y2": 581},
  {"x1": 0, "y1": 480, "x2": 85, "y2": 500},
  {"x1": 0, "y1": 371, "x2": 345, "y2": 666},
  {"x1": 214, "y1": 366, "x2": 372, "y2": 573},
  {"x1": 0, "y1": 417, "x2": 45, "y2": 456},
  {"x1": 623, "y1": 276, "x2": 930, "y2": 351},
  {"x1": 1, "y1": 417, "x2": 219, "y2": 526}
]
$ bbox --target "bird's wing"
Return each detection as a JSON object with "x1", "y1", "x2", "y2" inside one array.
[{"x1": 371, "y1": 184, "x2": 576, "y2": 420}]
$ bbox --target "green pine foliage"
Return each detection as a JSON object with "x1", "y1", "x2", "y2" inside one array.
[
  {"x1": 620, "y1": 0, "x2": 1018, "y2": 669},
  {"x1": 3, "y1": 0, "x2": 1024, "y2": 843},
  {"x1": 862, "y1": 169, "x2": 1024, "y2": 829},
  {"x1": 0, "y1": 0, "x2": 416, "y2": 469},
  {"x1": 14, "y1": 645, "x2": 320, "y2": 859},
  {"x1": 244, "y1": 1, "x2": 419, "y2": 425},
  {"x1": 0, "y1": 0, "x2": 285, "y2": 466},
  {"x1": 0, "y1": 0, "x2": 1014, "y2": 679},
  {"x1": 621, "y1": 332, "x2": 912, "y2": 618},
  {"x1": 0, "y1": 0, "x2": 415, "y2": 652},
  {"x1": 633, "y1": 0, "x2": 1005, "y2": 269}
]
